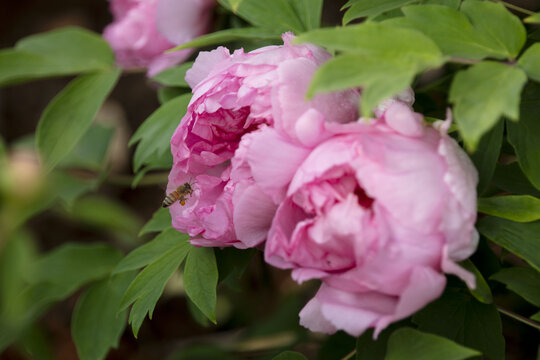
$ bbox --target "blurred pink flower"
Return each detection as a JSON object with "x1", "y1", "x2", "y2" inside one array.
[
  {"x1": 167, "y1": 34, "x2": 359, "y2": 248},
  {"x1": 103, "y1": 0, "x2": 213, "y2": 76},
  {"x1": 264, "y1": 103, "x2": 478, "y2": 337}
]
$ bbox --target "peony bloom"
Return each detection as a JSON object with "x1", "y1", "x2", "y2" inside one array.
[
  {"x1": 103, "y1": 0, "x2": 214, "y2": 76},
  {"x1": 264, "y1": 102, "x2": 478, "y2": 337},
  {"x1": 166, "y1": 34, "x2": 359, "y2": 248}
]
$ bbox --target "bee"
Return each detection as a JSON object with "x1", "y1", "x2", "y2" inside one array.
[{"x1": 162, "y1": 182, "x2": 194, "y2": 208}]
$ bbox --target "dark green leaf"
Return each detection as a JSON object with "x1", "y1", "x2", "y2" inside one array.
[
  {"x1": 169, "y1": 28, "x2": 282, "y2": 51},
  {"x1": 385, "y1": 328, "x2": 481, "y2": 360},
  {"x1": 130, "y1": 94, "x2": 191, "y2": 172},
  {"x1": 36, "y1": 69, "x2": 120, "y2": 171},
  {"x1": 412, "y1": 290, "x2": 504, "y2": 360},
  {"x1": 291, "y1": 0, "x2": 323, "y2": 30},
  {"x1": 449, "y1": 61, "x2": 527, "y2": 150},
  {"x1": 470, "y1": 119, "x2": 504, "y2": 195},
  {"x1": 356, "y1": 328, "x2": 393, "y2": 360},
  {"x1": 478, "y1": 195, "x2": 540, "y2": 223},
  {"x1": 114, "y1": 229, "x2": 188, "y2": 274},
  {"x1": 518, "y1": 44, "x2": 540, "y2": 82},
  {"x1": 0, "y1": 27, "x2": 114, "y2": 86},
  {"x1": 507, "y1": 82, "x2": 540, "y2": 191},
  {"x1": 119, "y1": 239, "x2": 190, "y2": 336},
  {"x1": 460, "y1": 259, "x2": 493, "y2": 304},
  {"x1": 152, "y1": 62, "x2": 192, "y2": 87},
  {"x1": 477, "y1": 216, "x2": 540, "y2": 273},
  {"x1": 343, "y1": 0, "x2": 415, "y2": 24},
  {"x1": 18, "y1": 325, "x2": 54, "y2": 360},
  {"x1": 273, "y1": 351, "x2": 307, "y2": 360},
  {"x1": 491, "y1": 267, "x2": 540, "y2": 307},
  {"x1": 184, "y1": 247, "x2": 218, "y2": 323},
  {"x1": 492, "y1": 162, "x2": 540, "y2": 197},
  {"x1": 217, "y1": 0, "x2": 305, "y2": 33},
  {"x1": 139, "y1": 207, "x2": 172, "y2": 236},
  {"x1": 72, "y1": 272, "x2": 136, "y2": 360},
  {"x1": 316, "y1": 332, "x2": 355, "y2": 360}
]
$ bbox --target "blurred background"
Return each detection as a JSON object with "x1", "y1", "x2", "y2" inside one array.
[{"x1": 1, "y1": 0, "x2": 539, "y2": 359}]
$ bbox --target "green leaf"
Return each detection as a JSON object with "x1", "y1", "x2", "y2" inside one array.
[
  {"x1": 59, "y1": 123, "x2": 114, "y2": 171},
  {"x1": 69, "y1": 196, "x2": 142, "y2": 243},
  {"x1": 290, "y1": 0, "x2": 323, "y2": 30},
  {"x1": 273, "y1": 351, "x2": 307, "y2": 360},
  {"x1": 296, "y1": 23, "x2": 443, "y2": 115},
  {"x1": 36, "y1": 69, "x2": 120, "y2": 171},
  {"x1": 385, "y1": 328, "x2": 481, "y2": 360},
  {"x1": 217, "y1": 0, "x2": 305, "y2": 33},
  {"x1": 114, "y1": 229, "x2": 188, "y2": 274},
  {"x1": 460, "y1": 259, "x2": 493, "y2": 304},
  {"x1": 0, "y1": 27, "x2": 114, "y2": 86},
  {"x1": 518, "y1": 44, "x2": 540, "y2": 83},
  {"x1": 152, "y1": 62, "x2": 193, "y2": 87},
  {"x1": 356, "y1": 327, "x2": 395, "y2": 360},
  {"x1": 72, "y1": 272, "x2": 136, "y2": 360},
  {"x1": 130, "y1": 94, "x2": 191, "y2": 172},
  {"x1": 507, "y1": 82, "x2": 540, "y2": 191},
  {"x1": 184, "y1": 247, "x2": 218, "y2": 323},
  {"x1": 491, "y1": 267, "x2": 540, "y2": 307},
  {"x1": 52, "y1": 171, "x2": 102, "y2": 207},
  {"x1": 478, "y1": 195, "x2": 540, "y2": 223},
  {"x1": 524, "y1": 12, "x2": 540, "y2": 24},
  {"x1": 119, "y1": 240, "x2": 189, "y2": 336},
  {"x1": 469, "y1": 119, "x2": 504, "y2": 195},
  {"x1": 460, "y1": 0, "x2": 526, "y2": 59},
  {"x1": 492, "y1": 162, "x2": 540, "y2": 197},
  {"x1": 139, "y1": 207, "x2": 173, "y2": 236},
  {"x1": 477, "y1": 216, "x2": 540, "y2": 272},
  {"x1": 412, "y1": 290, "x2": 504, "y2": 360},
  {"x1": 343, "y1": 0, "x2": 416, "y2": 25},
  {"x1": 169, "y1": 28, "x2": 282, "y2": 52},
  {"x1": 449, "y1": 61, "x2": 527, "y2": 151},
  {"x1": 316, "y1": 332, "x2": 355, "y2": 360}
]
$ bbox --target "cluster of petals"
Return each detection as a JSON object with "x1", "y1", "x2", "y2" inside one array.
[
  {"x1": 166, "y1": 33, "x2": 479, "y2": 337},
  {"x1": 103, "y1": 0, "x2": 214, "y2": 76}
]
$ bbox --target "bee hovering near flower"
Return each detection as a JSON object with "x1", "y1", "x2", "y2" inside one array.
[{"x1": 162, "y1": 182, "x2": 194, "y2": 207}]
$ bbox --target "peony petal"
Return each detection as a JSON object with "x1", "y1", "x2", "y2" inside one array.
[
  {"x1": 156, "y1": 0, "x2": 214, "y2": 45},
  {"x1": 185, "y1": 47, "x2": 231, "y2": 88},
  {"x1": 383, "y1": 102, "x2": 424, "y2": 137}
]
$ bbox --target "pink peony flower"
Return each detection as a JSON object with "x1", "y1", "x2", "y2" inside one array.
[
  {"x1": 166, "y1": 34, "x2": 359, "y2": 248},
  {"x1": 264, "y1": 102, "x2": 478, "y2": 337},
  {"x1": 103, "y1": 0, "x2": 214, "y2": 76}
]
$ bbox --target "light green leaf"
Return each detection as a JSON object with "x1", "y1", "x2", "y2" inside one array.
[
  {"x1": 0, "y1": 27, "x2": 114, "y2": 86},
  {"x1": 290, "y1": 0, "x2": 323, "y2": 30},
  {"x1": 130, "y1": 94, "x2": 191, "y2": 172},
  {"x1": 114, "y1": 229, "x2": 188, "y2": 274},
  {"x1": 524, "y1": 12, "x2": 540, "y2": 24},
  {"x1": 518, "y1": 43, "x2": 540, "y2": 82},
  {"x1": 69, "y1": 196, "x2": 142, "y2": 243},
  {"x1": 401, "y1": 3, "x2": 522, "y2": 60},
  {"x1": 272, "y1": 351, "x2": 307, "y2": 360},
  {"x1": 296, "y1": 23, "x2": 443, "y2": 115},
  {"x1": 72, "y1": 272, "x2": 136, "y2": 360},
  {"x1": 152, "y1": 62, "x2": 192, "y2": 87},
  {"x1": 412, "y1": 290, "x2": 504, "y2": 360},
  {"x1": 59, "y1": 123, "x2": 114, "y2": 171},
  {"x1": 469, "y1": 119, "x2": 504, "y2": 195},
  {"x1": 491, "y1": 267, "x2": 540, "y2": 307},
  {"x1": 343, "y1": 0, "x2": 415, "y2": 24},
  {"x1": 139, "y1": 207, "x2": 173, "y2": 236},
  {"x1": 460, "y1": 0, "x2": 526, "y2": 59},
  {"x1": 507, "y1": 82, "x2": 540, "y2": 190},
  {"x1": 119, "y1": 240, "x2": 190, "y2": 335},
  {"x1": 477, "y1": 216, "x2": 540, "y2": 272},
  {"x1": 169, "y1": 28, "x2": 282, "y2": 52},
  {"x1": 217, "y1": 0, "x2": 305, "y2": 33},
  {"x1": 184, "y1": 247, "x2": 218, "y2": 323},
  {"x1": 478, "y1": 195, "x2": 540, "y2": 223},
  {"x1": 36, "y1": 69, "x2": 120, "y2": 171},
  {"x1": 460, "y1": 259, "x2": 493, "y2": 304},
  {"x1": 385, "y1": 328, "x2": 481, "y2": 360},
  {"x1": 449, "y1": 61, "x2": 527, "y2": 150}
]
